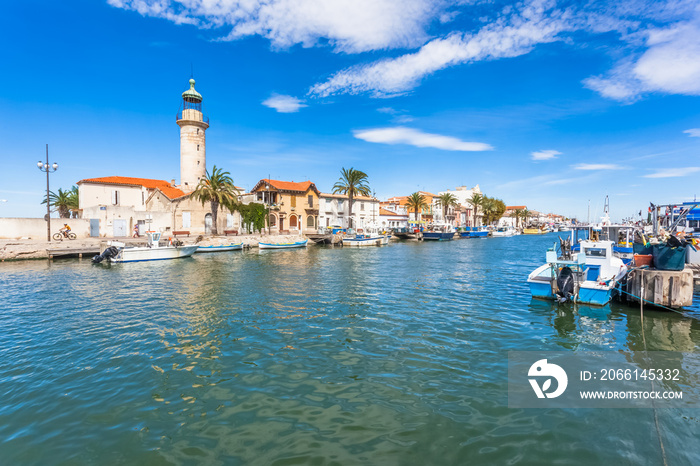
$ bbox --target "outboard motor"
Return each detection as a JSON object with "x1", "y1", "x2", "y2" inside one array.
[
  {"x1": 555, "y1": 266, "x2": 575, "y2": 303},
  {"x1": 92, "y1": 246, "x2": 119, "y2": 264}
]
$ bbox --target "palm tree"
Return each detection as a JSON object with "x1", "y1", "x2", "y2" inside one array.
[
  {"x1": 332, "y1": 167, "x2": 370, "y2": 229},
  {"x1": 513, "y1": 208, "x2": 523, "y2": 229},
  {"x1": 436, "y1": 193, "x2": 458, "y2": 225},
  {"x1": 67, "y1": 186, "x2": 79, "y2": 218},
  {"x1": 468, "y1": 193, "x2": 484, "y2": 227},
  {"x1": 521, "y1": 209, "x2": 531, "y2": 227},
  {"x1": 41, "y1": 187, "x2": 73, "y2": 218},
  {"x1": 191, "y1": 166, "x2": 240, "y2": 235},
  {"x1": 405, "y1": 192, "x2": 428, "y2": 225}
]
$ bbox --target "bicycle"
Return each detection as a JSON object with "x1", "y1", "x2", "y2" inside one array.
[{"x1": 53, "y1": 229, "x2": 77, "y2": 241}]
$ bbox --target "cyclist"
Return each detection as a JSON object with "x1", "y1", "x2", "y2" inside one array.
[{"x1": 60, "y1": 224, "x2": 71, "y2": 236}]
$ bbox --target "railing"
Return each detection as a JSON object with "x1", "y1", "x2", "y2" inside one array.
[{"x1": 176, "y1": 110, "x2": 209, "y2": 124}]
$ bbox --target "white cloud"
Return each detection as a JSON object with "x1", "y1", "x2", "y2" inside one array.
[
  {"x1": 262, "y1": 94, "x2": 307, "y2": 113},
  {"x1": 377, "y1": 107, "x2": 397, "y2": 114},
  {"x1": 531, "y1": 150, "x2": 561, "y2": 161},
  {"x1": 108, "y1": 0, "x2": 441, "y2": 53},
  {"x1": 684, "y1": 128, "x2": 700, "y2": 137},
  {"x1": 310, "y1": 1, "x2": 570, "y2": 97},
  {"x1": 573, "y1": 163, "x2": 623, "y2": 170},
  {"x1": 353, "y1": 127, "x2": 493, "y2": 151},
  {"x1": 584, "y1": 17, "x2": 700, "y2": 101},
  {"x1": 644, "y1": 167, "x2": 700, "y2": 178}
]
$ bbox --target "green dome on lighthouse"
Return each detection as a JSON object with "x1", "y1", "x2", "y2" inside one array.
[{"x1": 182, "y1": 78, "x2": 203, "y2": 103}]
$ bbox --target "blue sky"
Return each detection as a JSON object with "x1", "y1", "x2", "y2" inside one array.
[{"x1": 1, "y1": 0, "x2": 699, "y2": 221}]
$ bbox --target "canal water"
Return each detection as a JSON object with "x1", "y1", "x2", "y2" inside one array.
[{"x1": 1, "y1": 234, "x2": 699, "y2": 465}]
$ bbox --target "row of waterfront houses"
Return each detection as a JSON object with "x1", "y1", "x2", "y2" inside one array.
[{"x1": 76, "y1": 174, "x2": 490, "y2": 237}]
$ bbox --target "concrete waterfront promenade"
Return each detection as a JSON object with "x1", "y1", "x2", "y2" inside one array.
[{"x1": 0, "y1": 234, "x2": 307, "y2": 261}]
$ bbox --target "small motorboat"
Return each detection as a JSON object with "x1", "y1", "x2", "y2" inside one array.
[
  {"x1": 422, "y1": 223, "x2": 455, "y2": 241},
  {"x1": 258, "y1": 239, "x2": 308, "y2": 249},
  {"x1": 527, "y1": 239, "x2": 627, "y2": 306},
  {"x1": 491, "y1": 226, "x2": 516, "y2": 237},
  {"x1": 196, "y1": 243, "x2": 244, "y2": 253},
  {"x1": 92, "y1": 232, "x2": 198, "y2": 263},
  {"x1": 460, "y1": 226, "x2": 488, "y2": 238},
  {"x1": 342, "y1": 225, "x2": 390, "y2": 247}
]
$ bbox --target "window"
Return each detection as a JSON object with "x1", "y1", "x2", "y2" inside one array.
[
  {"x1": 338, "y1": 200, "x2": 344, "y2": 208},
  {"x1": 307, "y1": 216, "x2": 314, "y2": 227},
  {"x1": 196, "y1": 128, "x2": 199, "y2": 134},
  {"x1": 584, "y1": 248, "x2": 606, "y2": 258},
  {"x1": 269, "y1": 215, "x2": 277, "y2": 227},
  {"x1": 360, "y1": 202, "x2": 365, "y2": 211},
  {"x1": 182, "y1": 212, "x2": 191, "y2": 228},
  {"x1": 197, "y1": 144, "x2": 200, "y2": 151},
  {"x1": 111, "y1": 190, "x2": 120, "y2": 206},
  {"x1": 308, "y1": 195, "x2": 313, "y2": 207},
  {"x1": 291, "y1": 195, "x2": 297, "y2": 208}
]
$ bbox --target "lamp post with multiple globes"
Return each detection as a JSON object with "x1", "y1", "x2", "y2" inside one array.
[{"x1": 37, "y1": 144, "x2": 58, "y2": 241}]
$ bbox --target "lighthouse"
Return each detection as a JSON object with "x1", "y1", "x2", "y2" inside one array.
[{"x1": 177, "y1": 79, "x2": 209, "y2": 191}]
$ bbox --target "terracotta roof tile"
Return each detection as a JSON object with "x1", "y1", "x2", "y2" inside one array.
[
  {"x1": 379, "y1": 207, "x2": 402, "y2": 216},
  {"x1": 78, "y1": 176, "x2": 187, "y2": 200}
]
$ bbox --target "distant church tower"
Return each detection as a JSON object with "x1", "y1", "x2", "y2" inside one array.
[{"x1": 177, "y1": 78, "x2": 209, "y2": 192}]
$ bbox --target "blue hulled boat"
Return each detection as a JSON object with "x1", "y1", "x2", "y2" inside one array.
[{"x1": 422, "y1": 224, "x2": 455, "y2": 241}]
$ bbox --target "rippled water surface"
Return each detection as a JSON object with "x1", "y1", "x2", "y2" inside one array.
[{"x1": 2, "y1": 234, "x2": 700, "y2": 465}]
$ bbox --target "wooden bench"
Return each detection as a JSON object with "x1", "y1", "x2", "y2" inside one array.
[
  {"x1": 224, "y1": 229, "x2": 238, "y2": 236},
  {"x1": 172, "y1": 230, "x2": 190, "y2": 237}
]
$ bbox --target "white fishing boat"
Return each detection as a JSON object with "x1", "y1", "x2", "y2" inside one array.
[
  {"x1": 491, "y1": 226, "x2": 516, "y2": 237},
  {"x1": 196, "y1": 243, "x2": 244, "y2": 253},
  {"x1": 342, "y1": 225, "x2": 390, "y2": 247},
  {"x1": 92, "y1": 232, "x2": 198, "y2": 263},
  {"x1": 527, "y1": 239, "x2": 627, "y2": 306},
  {"x1": 258, "y1": 239, "x2": 308, "y2": 249}
]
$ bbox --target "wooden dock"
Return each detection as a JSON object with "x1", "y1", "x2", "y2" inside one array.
[
  {"x1": 624, "y1": 267, "x2": 694, "y2": 309},
  {"x1": 47, "y1": 247, "x2": 100, "y2": 260}
]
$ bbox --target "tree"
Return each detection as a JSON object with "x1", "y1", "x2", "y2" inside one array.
[
  {"x1": 468, "y1": 193, "x2": 484, "y2": 227},
  {"x1": 405, "y1": 192, "x2": 428, "y2": 224},
  {"x1": 238, "y1": 203, "x2": 268, "y2": 234},
  {"x1": 191, "y1": 166, "x2": 239, "y2": 236},
  {"x1": 332, "y1": 167, "x2": 370, "y2": 229},
  {"x1": 513, "y1": 208, "x2": 523, "y2": 229},
  {"x1": 481, "y1": 197, "x2": 497, "y2": 225},
  {"x1": 41, "y1": 187, "x2": 73, "y2": 218},
  {"x1": 521, "y1": 209, "x2": 531, "y2": 227},
  {"x1": 436, "y1": 193, "x2": 458, "y2": 225},
  {"x1": 67, "y1": 186, "x2": 79, "y2": 218}
]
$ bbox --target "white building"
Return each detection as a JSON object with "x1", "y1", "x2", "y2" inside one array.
[
  {"x1": 379, "y1": 206, "x2": 409, "y2": 229},
  {"x1": 318, "y1": 193, "x2": 380, "y2": 230},
  {"x1": 437, "y1": 185, "x2": 483, "y2": 226}
]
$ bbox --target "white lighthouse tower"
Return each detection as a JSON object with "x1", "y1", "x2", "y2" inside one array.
[{"x1": 177, "y1": 79, "x2": 209, "y2": 192}]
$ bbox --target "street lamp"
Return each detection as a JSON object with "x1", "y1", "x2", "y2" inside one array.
[{"x1": 37, "y1": 144, "x2": 58, "y2": 241}]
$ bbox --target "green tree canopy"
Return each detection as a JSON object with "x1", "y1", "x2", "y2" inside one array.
[
  {"x1": 332, "y1": 167, "x2": 370, "y2": 229},
  {"x1": 436, "y1": 193, "x2": 458, "y2": 223},
  {"x1": 191, "y1": 166, "x2": 239, "y2": 236},
  {"x1": 405, "y1": 192, "x2": 428, "y2": 223}
]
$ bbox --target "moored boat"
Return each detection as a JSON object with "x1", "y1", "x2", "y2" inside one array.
[
  {"x1": 491, "y1": 226, "x2": 516, "y2": 237},
  {"x1": 196, "y1": 243, "x2": 244, "y2": 253},
  {"x1": 93, "y1": 232, "x2": 198, "y2": 263},
  {"x1": 422, "y1": 223, "x2": 455, "y2": 241},
  {"x1": 258, "y1": 239, "x2": 308, "y2": 249},
  {"x1": 460, "y1": 226, "x2": 489, "y2": 238},
  {"x1": 342, "y1": 226, "x2": 390, "y2": 247},
  {"x1": 527, "y1": 239, "x2": 627, "y2": 306}
]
